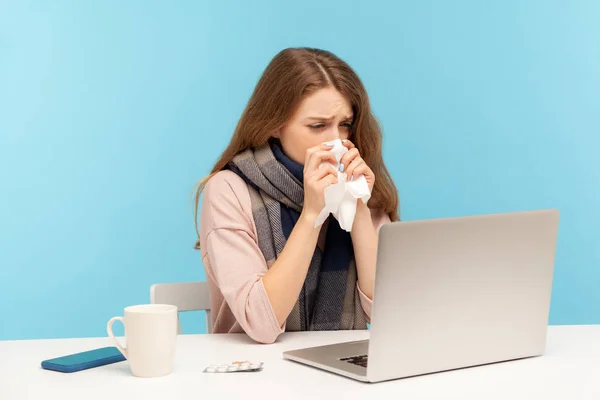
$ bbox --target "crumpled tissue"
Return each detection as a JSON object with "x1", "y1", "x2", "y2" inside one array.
[{"x1": 314, "y1": 139, "x2": 371, "y2": 231}]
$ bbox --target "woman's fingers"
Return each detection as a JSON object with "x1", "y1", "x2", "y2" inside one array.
[
  {"x1": 340, "y1": 148, "x2": 360, "y2": 174},
  {"x1": 304, "y1": 143, "x2": 336, "y2": 166},
  {"x1": 305, "y1": 150, "x2": 337, "y2": 175},
  {"x1": 316, "y1": 173, "x2": 339, "y2": 190},
  {"x1": 341, "y1": 139, "x2": 355, "y2": 149},
  {"x1": 344, "y1": 157, "x2": 364, "y2": 181},
  {"x1": 311, "y1": 163, "x2": 339, "y2": 182}
]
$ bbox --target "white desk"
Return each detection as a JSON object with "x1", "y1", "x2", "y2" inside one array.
[{"x1": 1, "y1": 325, "x2": 599, "y2": 399}]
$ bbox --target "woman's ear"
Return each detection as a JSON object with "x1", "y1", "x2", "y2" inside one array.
[{"x1": 271, "y1": 129, "x2": 280, "y2": 139}]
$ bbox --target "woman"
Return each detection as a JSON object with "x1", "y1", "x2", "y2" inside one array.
[{"x1": 194, "y1": 47, "x2": 400, "y2": 344}]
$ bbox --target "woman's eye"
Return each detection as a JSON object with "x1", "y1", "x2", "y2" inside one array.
[
  {"x1": 309, "y1": 124, "x2": 326, "y2": 130},
  {"x1": 341, "y1": 122, "x2": 353, "y2": 129}
]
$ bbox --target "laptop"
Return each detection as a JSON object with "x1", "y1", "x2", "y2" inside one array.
[{"x1": 283, "y1": 209, "x2": 560, "y2": 383}]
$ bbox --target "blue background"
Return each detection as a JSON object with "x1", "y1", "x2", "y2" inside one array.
[{"x1": 1, "y1": 1, "x2": 599, "y2": 340}]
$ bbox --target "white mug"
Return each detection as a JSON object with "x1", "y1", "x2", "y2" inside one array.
[{"x1": 107, "y1": 304, "x2": 178, "y2": 378}]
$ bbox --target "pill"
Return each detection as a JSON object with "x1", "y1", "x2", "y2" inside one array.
[{"x1": 204, "y1": 361, "x2": 264, "y2": 373}]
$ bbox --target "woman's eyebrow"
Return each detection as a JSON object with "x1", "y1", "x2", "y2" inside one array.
[{"x1": 304, "y1": 114, "x2": 354, "y2": 122}]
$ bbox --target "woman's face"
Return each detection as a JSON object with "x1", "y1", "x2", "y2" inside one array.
[{"x1": 276, "y1": 87, "x2": 353, "y2": 165}]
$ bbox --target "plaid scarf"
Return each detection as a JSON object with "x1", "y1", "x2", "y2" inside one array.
[{"x1": 227, "y1": 139, "x2": 367, "y2": 331}]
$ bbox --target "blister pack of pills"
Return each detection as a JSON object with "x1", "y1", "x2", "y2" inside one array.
[{"x1": 203, "y1": 361, "x2": 264, "y2": 373}]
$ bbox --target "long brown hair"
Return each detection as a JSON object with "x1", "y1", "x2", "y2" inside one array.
[{"x1": 193, "y1": 47, "x2": 400, "y2": 249}]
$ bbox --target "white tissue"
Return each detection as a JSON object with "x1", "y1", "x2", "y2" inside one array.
[{"x1": 314, "y1": 139, "x2": 371, "y2": 231}]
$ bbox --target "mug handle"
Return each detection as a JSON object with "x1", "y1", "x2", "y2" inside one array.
[{"x1": 106, "y1": 316, "x2": 128, "y2": 359}]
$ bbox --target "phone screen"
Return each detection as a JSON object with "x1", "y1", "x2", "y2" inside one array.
[{"x1": 46, "y1": 346, "x2": 123, "y2": 366}]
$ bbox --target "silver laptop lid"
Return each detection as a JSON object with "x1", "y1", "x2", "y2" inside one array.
[{"x1": 367, "y1": 209, "x2": 559, "y2": 382}]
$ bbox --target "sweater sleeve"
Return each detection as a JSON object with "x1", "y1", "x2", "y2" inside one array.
[{"x1": 200, "y1": 171, "x2": 284, "y2": 344}]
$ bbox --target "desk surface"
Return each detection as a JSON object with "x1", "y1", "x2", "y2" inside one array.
[{"x1": 2, "y1": 325, "x2": 599, "y2": 400}]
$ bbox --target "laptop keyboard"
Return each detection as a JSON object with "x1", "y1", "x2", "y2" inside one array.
[{"x1": 340, "y1": 355, "x2": 368, "y2": 368}]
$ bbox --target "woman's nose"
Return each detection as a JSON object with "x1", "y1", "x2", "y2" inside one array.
[{"x1": 324, "y1": 127, "x2": 341, "y2": 141}]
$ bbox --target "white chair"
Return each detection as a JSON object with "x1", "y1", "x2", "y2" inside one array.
[{"x1": 150, "y1": 281, "x2": 212, "y2": 334}]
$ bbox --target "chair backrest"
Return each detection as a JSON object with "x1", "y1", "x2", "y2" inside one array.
[{"x1": 150, "y1": 281, "x2": 212, "y2": 334}]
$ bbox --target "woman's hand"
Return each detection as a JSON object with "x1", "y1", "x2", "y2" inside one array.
[
  {"x1": 339, "y1": 140, "x2": 375, "y2": 192},
  {"x1": 301, "y1": 143, "x2": 339, "y2": 221}
]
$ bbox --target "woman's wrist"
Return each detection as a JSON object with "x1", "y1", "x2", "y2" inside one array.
[
  {"x1": 299, "y1": 210, "x2": 320, "y2": 227},
  {"x1": 351, "y1": 201, "x2": 374, "y2": 236},
  {"x1": 355, "y1": 200, "x2": 372, "y2": 219}
]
